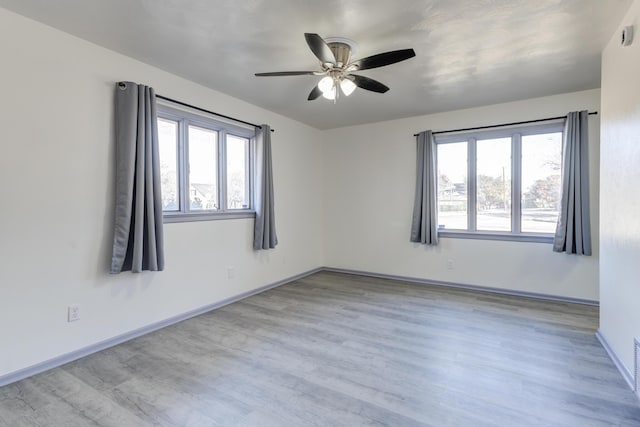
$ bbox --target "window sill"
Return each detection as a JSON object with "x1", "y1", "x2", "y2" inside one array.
[
  {"x1": 438, "y1": 230, "x2": 553, "y2": 243},
  {"x1": 163, "y1": 211, "x2": 255, "y2": 223}
]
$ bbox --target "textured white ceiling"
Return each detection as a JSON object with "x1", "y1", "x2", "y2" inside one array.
[{"x1": 0, "y1": 0, "x2": 632, "y2": 129}]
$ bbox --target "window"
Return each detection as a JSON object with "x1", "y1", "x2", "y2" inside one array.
[
  {"x1": 436, "y1": 123, "x2": 562, "y2": 242},
  {"x1": 437, "y1": 142, "x2": 467, "y2": 230},
  {"x1": 157, "y1": 104, "x2": 255, "y2": 221}
]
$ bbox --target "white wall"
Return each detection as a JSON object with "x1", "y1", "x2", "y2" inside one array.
[
  {"x1": 599, "y1": 0, "x2": 640, "y2": 378},
  {"x1": 323, "y1": 90, "x2": 600, "y2": 301},
  {"x1": 0, "y1": 8, "x2": 324, "y2": 378},
  {"x1": 0, "y1": 5, "x2": 610, "y2": 382}
]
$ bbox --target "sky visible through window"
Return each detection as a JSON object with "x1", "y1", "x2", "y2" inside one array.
[
  {"x1": 521, "y1": 132, "x2": 561, "y2": 233},
  {"x1": 158, "y1": 118, "x2": 178, "y2": 211},
  {"x1": 188, "y1": 126, "x2": 217, "y2": 210},
  {"x1": 226, "y1": 135, "x2": 249, "y2": 209},
  {"x1": 438, "y1": 134, "x2": 561, "y2": 185}
]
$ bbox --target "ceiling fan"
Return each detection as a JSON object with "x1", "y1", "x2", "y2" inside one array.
[{"x1": 255, "y1": 33, "x2": 416, "y2": 102}]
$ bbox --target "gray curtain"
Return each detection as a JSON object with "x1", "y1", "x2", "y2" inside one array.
[
  {"x1": 410, "y1": 130, "x2": 439, "y2": 245},
  {"x1": 110, "y1": 82, "x2": 165, "y2": 273},
  {"x1": 553, "y1": 110, "x2": 591, "y2": 255},
  {"x1": 254, "y1": 124, "x2": 278, "y2": 250}
]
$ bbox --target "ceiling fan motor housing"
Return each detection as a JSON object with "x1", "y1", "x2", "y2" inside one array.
[{"x1": 327, "y1": 42, "x2": 352, "y2": 68}]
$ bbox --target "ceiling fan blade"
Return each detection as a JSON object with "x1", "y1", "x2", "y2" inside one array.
[
  {"x1": 351, "y1": 75, "x2": 389, "y2": 93},
  {"x1": 308, "y1": 85, "x2": 322, "y2": 100},
  {"x1": 255, "y1": 71, "x2": 317, "y2": 76},
  {"x1": 304, "y1": 33, "x2": 336, "y2": 64},
  {"x1": 350, "y1": 48, "x2": 416, "y2": 71}
]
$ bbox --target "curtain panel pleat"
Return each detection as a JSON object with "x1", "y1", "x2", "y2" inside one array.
[
  {"x1": 254, "y1": 125, "x2": 278, "y2": 250},
  {"x1": 410, "y1": 130, "x2": 439, "y2": 245},
  {"x1": 553, "y1": 110, "x2": 591, "y2": 255},
  {"x1": 110, "y1": 82, "x2": 165, "y2": 273}
]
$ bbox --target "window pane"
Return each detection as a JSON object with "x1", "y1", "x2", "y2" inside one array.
[
  {"x1": 437, "y1": 142, "x2": 468, "y2": 230},
  {"x1": 188, "y1": 126, "x2": 218, "y2": 210},
  {"x1": 157, "y1": 118, "x2": 179, "y2": 211},
  {"x1": 521, "y1": 132, "x2": 562, "y2": 233},
  {"x1": 477, "y1": 138, "x2": 511, "y2": 231},
  {"x1": 226, "y1": 135, "x2": 250, "y2": 210}
]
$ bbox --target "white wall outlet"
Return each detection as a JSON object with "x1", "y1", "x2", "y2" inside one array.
[
  {"x1": 227, "y1": 266, "x2": 235, "y2": 279},
  {"x1": 68, "y1": 305, "x2": 80, "y2": 322},
  {"x1": 446, "y1": 259, "x2": 455, "y2": 270}
]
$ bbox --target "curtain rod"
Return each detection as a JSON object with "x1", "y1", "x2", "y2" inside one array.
[
  {"x1": 156, "y1": 94, "x2": 274, "y2": 132},
  {"x1": 115, "y1": 83, "x2": 273, "y2": 132},
  {"x1": 413, "y1": 111, "x2": 598, "y2": 137}
]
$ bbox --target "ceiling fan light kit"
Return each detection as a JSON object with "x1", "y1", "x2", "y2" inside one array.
[{"x1": 255, "y1": 33, "x2": 416, "y2": 103}]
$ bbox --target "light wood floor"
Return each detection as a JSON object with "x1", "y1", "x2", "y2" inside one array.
[{"x1": 1, "y1": 271, "x2": 639, "y2": 426}]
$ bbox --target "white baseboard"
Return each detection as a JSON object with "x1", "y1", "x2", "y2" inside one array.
[
  {"x1": 323, "y1": 267, "x2": 599, "y2": 306},
  {"x1": 0, "y1": 267, "x2": 322, "y2": 388},
  {"x1": 596, "y1": 330, "x2": 634, "y2": 391}
]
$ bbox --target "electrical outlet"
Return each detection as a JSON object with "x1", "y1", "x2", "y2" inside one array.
[
  {"x1": 227, "y1": 267, "x2": 235, "y2": 279},
  {"x1": 447, "y1": 259, "x2": 455, "y2": 270},
  {"x1": 68, "y1": 305, "x2": 80, "y2": 322}
]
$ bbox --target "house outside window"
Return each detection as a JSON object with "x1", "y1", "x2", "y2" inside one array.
[{"x1": 436, "y1": 123, "x2": 563, "y2": 242}]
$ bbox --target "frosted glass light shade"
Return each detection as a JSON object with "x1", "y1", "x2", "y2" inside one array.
[
  {"x1": 318, "y1": 76, "x2": 334, "y2": 94},
  {"x1": 322, "y1": 86, "x2": 336, "y2": 100},
  {"x1": 340, "y1": 79, "x2": 356, "y2": 96}
]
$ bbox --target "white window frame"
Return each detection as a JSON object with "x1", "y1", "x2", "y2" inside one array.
[
  {"x1": 157, "y1": 103, "x2": 256, "y2": 223},
  {"x1": 435, "y1": 122, "x2": 564, "y2": 243}
]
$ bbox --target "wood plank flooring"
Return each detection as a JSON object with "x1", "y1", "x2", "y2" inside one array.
[{"x1": 1, "y1": 271, "x2": 639, "y2": 426}]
